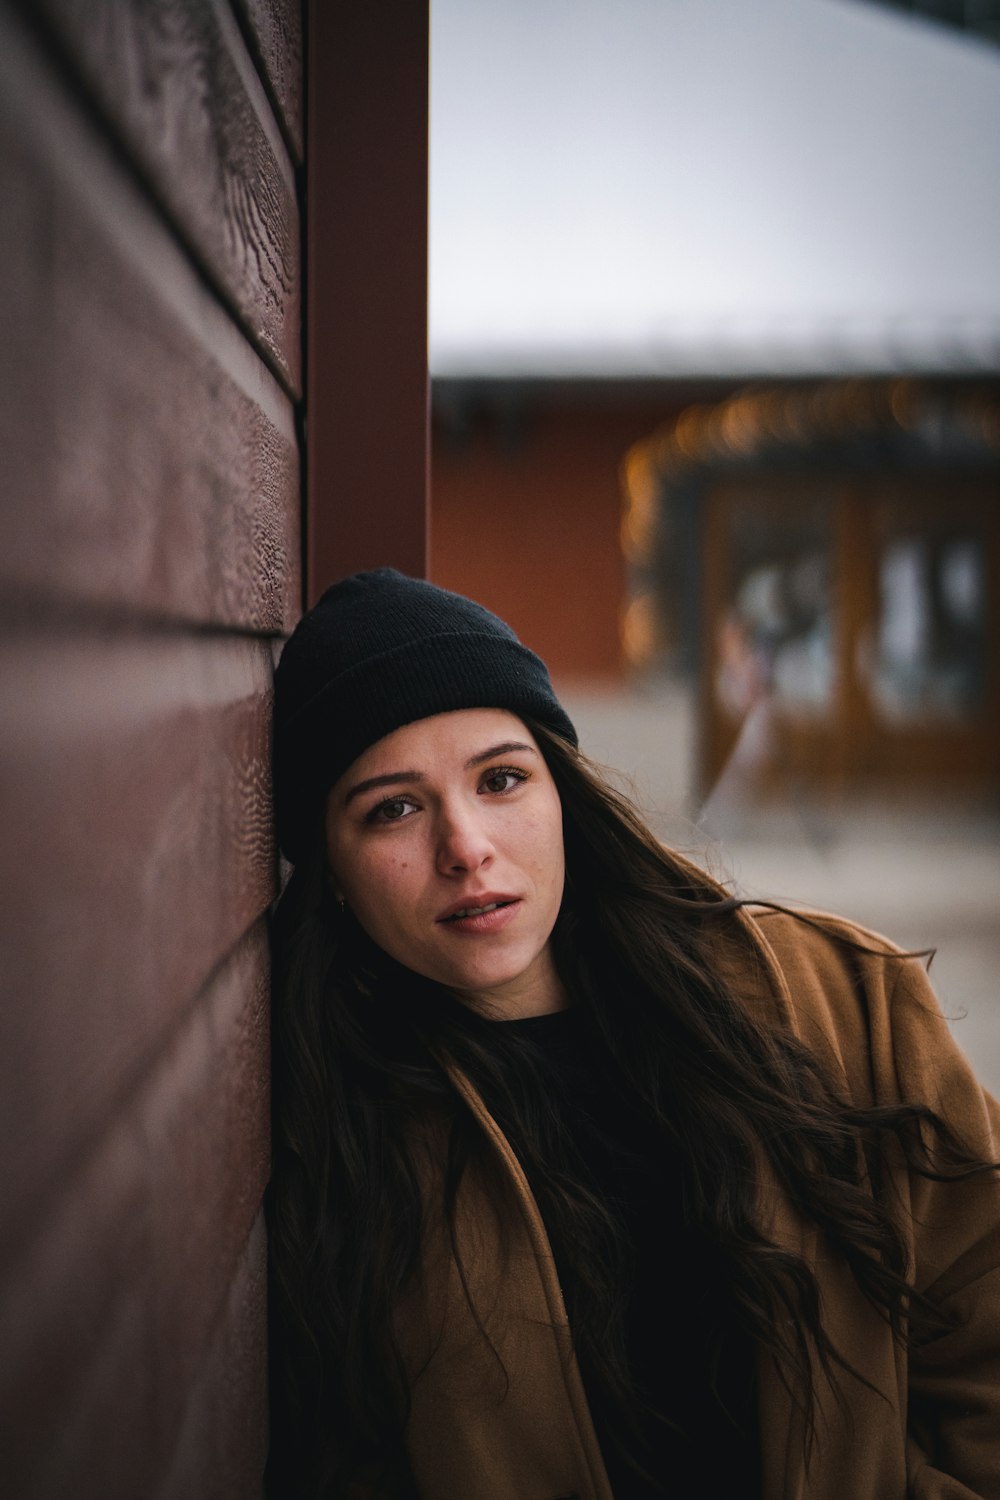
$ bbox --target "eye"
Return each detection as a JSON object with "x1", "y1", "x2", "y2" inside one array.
[
  {"x1": 367, "y1": 795, "x2": 418, "y2": 825},
  {"x1": 480, "y1": 766, "x2": 529, "y2": 795}
]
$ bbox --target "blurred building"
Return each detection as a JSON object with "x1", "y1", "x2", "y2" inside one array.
[{"x1": 623, "y1": 376, "x2": 1000, "y2": 801}]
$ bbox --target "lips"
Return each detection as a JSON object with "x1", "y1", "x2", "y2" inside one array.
[
  {"x1": 439, "y1": 903, "x2": 521, "y2": 937},
  {"x1": 437, "y1": 893, "x2": 519, "y2": 924}
]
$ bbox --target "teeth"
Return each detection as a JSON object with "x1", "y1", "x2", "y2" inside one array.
[{"x1": 451, "y1": 902, "x2": 501, "y2": 918}]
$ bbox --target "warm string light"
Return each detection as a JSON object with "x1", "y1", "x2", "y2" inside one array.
[{"x1": 624, "y1": 378, "x2": 999, "y2": 503}]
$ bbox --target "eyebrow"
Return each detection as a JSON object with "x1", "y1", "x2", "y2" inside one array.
[
  {"x1": 342, "y1": 741, "x2": 538, "y2": 806},
  {"x1": 465, "y1": 740, "x2": 537, "y2": 768}
]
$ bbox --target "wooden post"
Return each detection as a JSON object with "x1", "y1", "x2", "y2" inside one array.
[{"x1": 306, "y1": 0, "x2": 431, "y2": 599}]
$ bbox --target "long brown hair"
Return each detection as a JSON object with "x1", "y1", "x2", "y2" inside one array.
[{"x1": 266, "y1": 721, "x2": 987, "y2": 1496}]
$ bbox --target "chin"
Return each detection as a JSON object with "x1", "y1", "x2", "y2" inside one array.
[
  {"x1": 448, "y1": 952, "x2": 548, "y2": 1003},
  {"x1": 445, "y1": 962, "x2": 523, "y2": 995}
]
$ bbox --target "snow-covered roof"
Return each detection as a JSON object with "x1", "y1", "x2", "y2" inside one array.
[{"x1": 430, "y1": 0, "x2": 1000, "y2": 378}]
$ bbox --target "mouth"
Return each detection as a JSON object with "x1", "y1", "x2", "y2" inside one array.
[{"x1": 436, "y1": 895, "x2": 521, "y2": 933}]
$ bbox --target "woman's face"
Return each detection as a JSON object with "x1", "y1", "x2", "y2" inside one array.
[{"x1": 325, "y1": 708, "x2": 567, "y2": 1018}]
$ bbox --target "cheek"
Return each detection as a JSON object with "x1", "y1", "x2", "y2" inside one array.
[
  {"x1": 539, "y1": 794, "x2": 566, "y2": 864},
  {"x1": 340, "y1": 848, "x2": 418, "y2": 928},
  {"x1": 522, "y1": 811, "x2": 565, "y2": 894}
]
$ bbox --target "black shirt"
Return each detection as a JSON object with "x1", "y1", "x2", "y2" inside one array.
[{"x1": 477, "y1": 1008, "x2": 761, "y2": 1499}]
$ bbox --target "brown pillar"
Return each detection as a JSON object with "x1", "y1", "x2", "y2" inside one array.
[{"x1": 306, "y1": 0, "x2": 431, "y2": 599}]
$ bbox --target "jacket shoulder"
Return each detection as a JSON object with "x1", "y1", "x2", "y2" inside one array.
[
  {"x1": 743, "y1": 904, "x2": 940, "y2": 1110},
  {"x1": 751, "y1": 902, "x2": 998, "y2": 1150},
  {"x1": 749, "y1": 902, "x2": 913, "y2": 970}
]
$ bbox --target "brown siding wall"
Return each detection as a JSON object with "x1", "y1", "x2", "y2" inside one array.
[{"x1": 0, "y1": 1, "x2": 301, "y2": 1494}]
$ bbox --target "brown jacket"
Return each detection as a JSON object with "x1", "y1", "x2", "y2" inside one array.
[{"x1": 394, "y1": 908, "x2": 1000, "y2": 1500}]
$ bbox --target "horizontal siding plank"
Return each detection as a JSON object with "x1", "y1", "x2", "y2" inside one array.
[
  {"x1": 156, "y1": 1214, "x2": 269, "y2": 1500},
  {"x1": 0, "y1": 1117, "x2": 154, "y2": 1499},
  {"x1": 0, "y1": 635, "x2": 276, "y2": 1244},
  {"x1": 0, "y1": 1, "x2": 300, "y2": 634},
  {"x1": 26, "y1": 0, "x2": 301, "y2": 393},
  {"x1": 232, "y1": 0, "x2": 303, "y2": 162},
  {"x1": 145, "y1": 931, "x2": 270, "y2": 1446},
  {"x1": 0, "y1": 930, "x2": 269, "y2": 1499}
]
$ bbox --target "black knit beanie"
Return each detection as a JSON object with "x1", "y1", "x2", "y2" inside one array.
[{"x1": 273, "y1": 568, "x2": 577, "y2": 865}]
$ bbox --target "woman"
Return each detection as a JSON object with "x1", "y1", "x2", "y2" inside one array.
[{"x1": 267, "y1": 568, "x2": 1000, "y2": 1500}]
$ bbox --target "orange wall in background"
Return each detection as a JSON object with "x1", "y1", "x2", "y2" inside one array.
[{"x1": 432, "y1": 394, "x2": 678, "y2": 681}]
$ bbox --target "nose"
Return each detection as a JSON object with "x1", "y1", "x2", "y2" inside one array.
[{"x1": 434, "y1": 797, "x2": 495, "y2": 877}]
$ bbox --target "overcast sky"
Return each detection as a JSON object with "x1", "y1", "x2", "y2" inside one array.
[{"x1": 430, "y1": 0, "x2": 1000, "y2": 376}]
